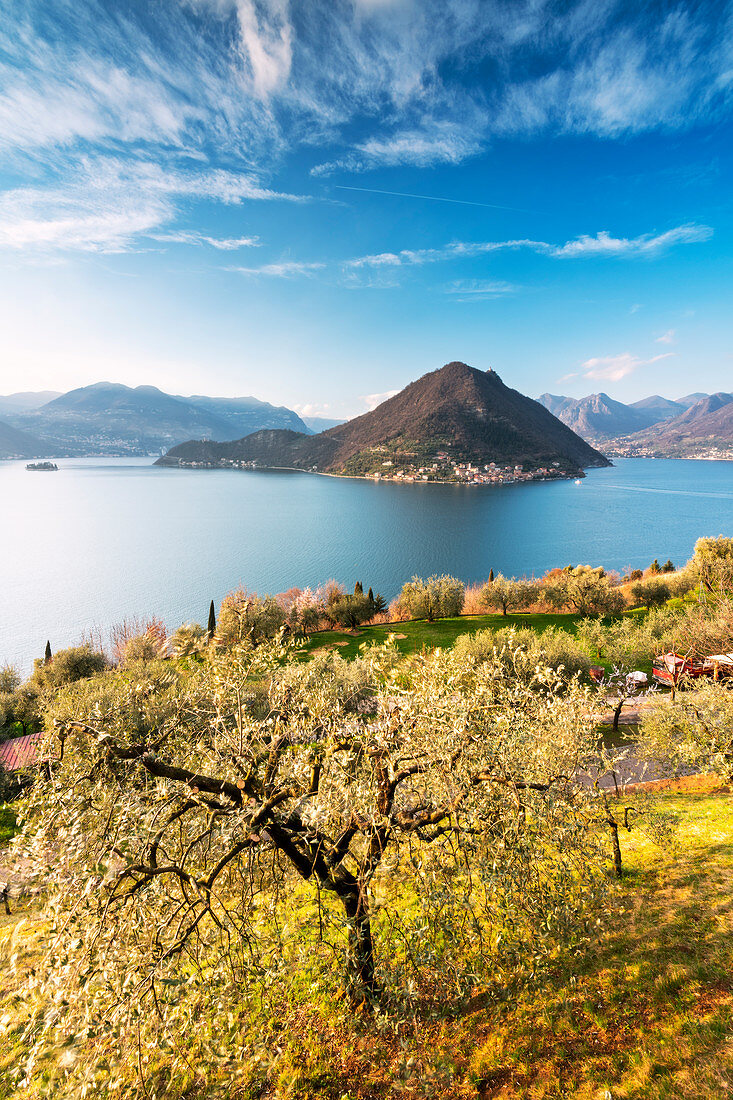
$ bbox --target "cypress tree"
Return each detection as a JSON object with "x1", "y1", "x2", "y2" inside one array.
[
  {"x1": 367, "y1": 587, "x2": 374, "y2": 603},
  {"x1": 44, "y1": 640, "x2": 52, "y2": 664},
  {"x1": 207, "y1": 600, "x2": 217, "y2": 639},
  {"x1": 488, "y1": 569, "x2": 494, "y2": 583},
  {"x1": 354, "y1": 581, "x2": 363, "y2": 595}
]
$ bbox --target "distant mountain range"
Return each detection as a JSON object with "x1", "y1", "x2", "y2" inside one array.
[
  {"x1": 2, "y1": 375, "x2": 730, "y2": 464},
  {"x1": 537, "y1": 389, "x2": 733, "y2": 456},
  {"x1": 301, "y1": 415, "x2": 345, "y2": 432},
  {"x1": 158, "y1": 361, "x2": 610, "y2": 478},
  {"x1": 0, "y1": 383, "x2": 311, "y2": 457}
]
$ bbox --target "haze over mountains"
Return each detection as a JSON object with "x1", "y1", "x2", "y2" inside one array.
[
  {"x1": 158, "y1": 361, "x2": 610, "y2": 478},
  {"x1": 0, "y1": 383, "x2": 311, "y2": 457}
]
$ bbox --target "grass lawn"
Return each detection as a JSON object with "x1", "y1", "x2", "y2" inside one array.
[
  {"x1": 2, "y1": 778, "x2": 731, "y2": 1098},
  {"x1": 301, "y1": 611, "x2": 586, "y2": 661}
]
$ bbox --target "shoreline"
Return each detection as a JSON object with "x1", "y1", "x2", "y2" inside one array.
[{"x1": 155, "y1": 459, "x2": 605, "y2": 487}]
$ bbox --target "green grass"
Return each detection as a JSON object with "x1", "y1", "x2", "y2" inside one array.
[{"x1": 300, "y1": 611, "x2": 586, "y2": 660}]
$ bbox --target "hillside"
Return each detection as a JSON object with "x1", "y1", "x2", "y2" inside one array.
[
  {"x1": 0, "y1": 419, "x2": 53, "y2": 459},
  {"x1": 158, "y1": 361, "x2": 610, "y2": 479},
  {"x1": 9, "y1": 383, "x2": 309, "y2": 455},
  {"x1": 606, "y1": 391, "x2": 733, "y2": 457}
]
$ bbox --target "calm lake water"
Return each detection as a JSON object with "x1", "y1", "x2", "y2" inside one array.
[{"x1": 2, "y1": 456, "x2": 732, "y2": 672}]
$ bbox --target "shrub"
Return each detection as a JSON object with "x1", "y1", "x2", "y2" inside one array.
[
  {"x1": 30, "y1": 644, "x2": 108, "y2": 695},
  {"x1": 542, "y1": 566, "x2": 625, "y2": 616},
  {"x1": 217, "y1": 589, "x2": 287, "y2": 645},
  {"x1": 454, "y1": 625, "x2": 591, "y2": 681},
  {"x1": 631, "y1": 578, "x2": 671, "y2": 608},
  {"x1": 395, "y1": 574, "x2": 465, "y2": 621}
]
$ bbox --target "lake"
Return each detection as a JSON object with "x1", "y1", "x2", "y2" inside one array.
[{"x1": 1, "y1": 456, "x2": 732, "y2": 672}]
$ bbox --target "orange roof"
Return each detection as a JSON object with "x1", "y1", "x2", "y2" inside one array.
[{"x1": 0, "y1": 732, "x2": 43, "y2": 772}]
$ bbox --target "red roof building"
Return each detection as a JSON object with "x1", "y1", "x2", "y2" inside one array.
[{"x1": 0, "y1": 732, "x2": 43, "y2": 772}]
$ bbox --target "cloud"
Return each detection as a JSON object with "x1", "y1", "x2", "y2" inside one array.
[
  {"x1": 294, "y1": 402, "x2": 332, "y2": 417},
  {"x1": 655, "y1": 328, "x2": 676, "y2": 344},
  {"x1": 151, "y1": 231, "x2": 261, "y2": 249},
  {"x1": 361, "y1": 389, "x2": 399, "y2": 410},
  {"x1": 4, "y1": 0, "x2": 733, "y2": 192},
  {"x1": 630, "y1": 303, "x2": 643, "y2": 313},
  {"x1": 229, "y1": 260, "x2": 325, "y2": 277},
  {"x1": 581, "y1": 351, "x2": 674, "y2": 382},
  {"x1": 445, "y1": 279, "x2": 519, "y2": 301},
  {"x1": 340, "y1": 223, "x2": 711, "y2": 274},
  {"x1": 313, "y1": 124, "x2": 484, "y2": 176},
  {"x1": 0, "y1": 158, "x2": 304, "y2": 252},
  {"x1": 549, "y1": 224, "x2": 712, "y2": 257},
  {"x1": 234, "y1": 0, "x2": 293, "y2": 98}
]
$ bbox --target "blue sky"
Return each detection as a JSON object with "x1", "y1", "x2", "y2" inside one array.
[{"x1": 1, "y1": 0, "x2": 732, "y2": 419}]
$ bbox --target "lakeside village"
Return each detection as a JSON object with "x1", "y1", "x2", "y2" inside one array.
[
  {"x1": 604, "y1": 439, "x2": 733, "y2": 461},
  {"x1": 172, "y1": 451, "x2": 575, "y2": 484}
]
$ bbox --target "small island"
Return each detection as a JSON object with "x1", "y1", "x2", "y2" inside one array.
[{"x1": 25, "y1": 461, "x2": 59, "y2": 471}]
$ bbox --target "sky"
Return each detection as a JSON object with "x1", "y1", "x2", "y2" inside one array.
[{"x1": 1, "y1": 0, "x2": 732, "y2": 419}]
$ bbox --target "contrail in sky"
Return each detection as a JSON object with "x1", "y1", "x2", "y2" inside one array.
[{"x1": 333, "y1": 184, "x2": 534, "y2": 213}]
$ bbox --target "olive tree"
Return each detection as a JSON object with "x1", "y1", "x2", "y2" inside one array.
[
  {"x1": 542, "y1": 566, "x2": 625, "y2": 617},
  {"x1": 689, "y1": 536, "x2": 733, "y2": 595},
  {"x1": 630, "y1": 578, "x2": 671, "y2": 609},
  {"x1": 217, "y1": 589, "x2": 287, "y2": 645},
  {"x1": 479, "y1": 575, "x2": 537, "y2": 616},
  {"x1": 637, "y1": 679, "x2": 733, "y2": 783},
  {"x1": 396, "y1": 574, "x2": 465, "y2": 621},
  {"x1": 17, "y1": 639, "x2": 612, "y2": 1059}
]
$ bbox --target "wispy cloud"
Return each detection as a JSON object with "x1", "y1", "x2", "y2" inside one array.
[
  {"x1": 445, "y1": 279, "x2": 519, "y2": 301},
  {"x1": 3, "y1": 0, "x2": 733, "y2": 189},
  {"x1": 581, "y1": 351, "x2": 674, "y2": 382},
  {"x1": 313, "y1": 124, "x2": 484, "y2": 176},
  {"x1": 655, "y1": 328, "x2": 676, "y2": 344},
  {"x1": 340, "y1": 223, "x2": 712, "y2": 274},
  {"x1": 229, "y1": 260, "x2": 325, "y2": 278},
  {"x1": 151, "y1": 231, "x2": 260, "y2": 249},
  {"x1": 0, "y1": 158, "x2": 304, "y2": 253},
  {"x1": 550, "y1": 224, "x2": 712, "y2": 257}
]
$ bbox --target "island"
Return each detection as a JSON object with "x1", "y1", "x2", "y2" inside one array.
[{"x1": 156, "y1": 361, "x2": 610, "y2": 484}]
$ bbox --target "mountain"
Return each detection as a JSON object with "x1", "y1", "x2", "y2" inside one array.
[
  {"x1": 0, "y1": 391, "x2": 62, "y2": 415},
  {"x1": 628, "y1": 395, "x2": 684, "y2": 420},
  {"x1": 605, "y1": 392, "x2": 733, "y2": 457},
  {"x1": 302, "y1": 416, "x2": 346, "y2": 433},
  {"x1": 676, "y1": 392, "x2": 710, "y2": 409},
  {"x1": 536, "y1": 393, "x2": 576, "y2": 417},
  {"x1": 0, "y1": 419, "x2": 54, "y2": 459},
  {"x1": 9, "y1": 383, "x2": 308, "y2": 455},
  {"x1": 180, "y1": 394, "x2": 308, "y2": 436},
  {"x1": 537, "y1": 392, "x2": 661, "y2": 442},
  {"x1": 158, "y1": 362, "x2": 610, "y2": 477}
]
